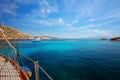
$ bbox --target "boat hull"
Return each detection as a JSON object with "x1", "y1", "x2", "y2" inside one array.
[{"x1": 0, "y1": 54, "x2": 30, "y2": 80}]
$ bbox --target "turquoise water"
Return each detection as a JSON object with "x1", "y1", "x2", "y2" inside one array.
[{"x1": 16, "y1": 40, "x2": 120, "y2": 80}]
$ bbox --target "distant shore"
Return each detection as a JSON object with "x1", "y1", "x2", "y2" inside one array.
[{"x1": 110, "y1": 37, "x2": 120, "y2": 41}]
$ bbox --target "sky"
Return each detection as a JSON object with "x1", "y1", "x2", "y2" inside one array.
[{"x1": 0, "y1": 0, "x2": 120, "y2": 38}]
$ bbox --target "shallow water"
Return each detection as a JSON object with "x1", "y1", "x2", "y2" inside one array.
[{"x1": 16, "y1": 40, "x2": 120, "y2": 80}]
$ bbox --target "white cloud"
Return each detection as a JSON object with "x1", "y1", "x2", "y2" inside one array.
[
  {"x1": 87, "y1": 8, "x2": 120, "y2": 23},
  {"x1": 27, "y1": 17, "x2": 65, "y2": 26},
  {"x1": 65, "y1": 26, "x2": 76, "y2": 30},
  {"x1": 58, "y1": 18, "x2": 63, "y2": 23},
  {"x1": 102, "y1": 8, "x2": 120, "y2": 20},
  {"x1": 78, "y1": 29, "x2": 111, "y2": 37},
  {"x1": 0, "y1": 1, "x2": 15, "y2": 14},
  {"x1": 16, "y1": 0, "x2": 39, "y2": 4},
  {"x1": 1, "y1": 0, "x2": 119, "y2": 38},
  {"x1": 62, "y1": 0, "x2": 107, "y2": 25},
  {"x1": 40, "y1": 0, "x2": 58, "y2": 14},
  {"x1": 23, "y1": 0, "x2": 58, "y2": 18},
  {"x1": 34, "y1": 17, "x2": 76, "y2": 30},
  {"x1": 92, "y1": 30, "x2": 110, "y2": 35},
  {"x1": 87, "y1": 19, "x2": 95, "y2": 22}
]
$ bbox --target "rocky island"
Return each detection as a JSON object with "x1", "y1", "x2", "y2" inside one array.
[
  {"x1": 100, "y1": 38, "x2": 107, "y2": 40},
  {"x1": 110, "y1": 37, "x2": 120, "y2": 41}
]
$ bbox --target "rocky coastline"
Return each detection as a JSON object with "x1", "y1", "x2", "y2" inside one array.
[
  {"x1": 110, "y1": 37, "x2": 120, "y2": 41},
  {"x1": 0, "y1": 25, "x2": 57, "y2": 40}
]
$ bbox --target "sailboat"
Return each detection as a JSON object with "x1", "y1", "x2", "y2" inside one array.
[
  {"x1": 0, "y1": 0, "x2": 53, "y2": 80},
  {"x1": 32, "y1": 36, "x2": 41, "y2": 42}
]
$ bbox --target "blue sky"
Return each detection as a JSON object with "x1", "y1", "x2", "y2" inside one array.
[{"x1": 0, "y1": 0, "x2": 120, "y2": 38}]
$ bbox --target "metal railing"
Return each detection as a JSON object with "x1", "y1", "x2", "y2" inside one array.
[{"x1": 0, "y1": 27, "x2": 53, "y2": 80}]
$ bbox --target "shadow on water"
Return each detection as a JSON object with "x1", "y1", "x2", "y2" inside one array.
[
  {"x1": 23, "y1": 50, "x2": 120, "y2": 80},
  {"x1": 18, "y1": 53, "x2": 50, "y2": 80}
]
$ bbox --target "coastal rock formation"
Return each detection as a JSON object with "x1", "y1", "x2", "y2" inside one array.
[
  {"x1": 0, "y1": 25, "x2": 33, "y2": 40},
  {"x1": 0, "y1": 25, "x2": 58, "y2": 40},
  {"x1": 110, "y1": 37, "x2": 120, "y2": 41}
]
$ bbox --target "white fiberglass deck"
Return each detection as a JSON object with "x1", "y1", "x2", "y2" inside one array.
[{"x1": 0, "y1": 56, "x2": 21, "y2": 80}]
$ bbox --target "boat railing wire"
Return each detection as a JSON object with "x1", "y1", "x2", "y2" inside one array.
[
  {"x1": 0, "y1": 27, "x2": 53, "y2": 80},
  {"x1": 0, "y1": 1, "x2": 53, "y2": 79},
  {"x1": 19, "y1": 53, "x2": 53, "y2": 80}
]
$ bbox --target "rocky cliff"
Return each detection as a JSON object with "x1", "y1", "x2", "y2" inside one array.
[{"x1": 110, "y1": 37, "x2": 120, "y2": 41}]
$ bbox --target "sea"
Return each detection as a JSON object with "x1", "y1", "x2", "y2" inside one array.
[{"x1": 13, "y1": 39, "x2": 120, "y2": 80}]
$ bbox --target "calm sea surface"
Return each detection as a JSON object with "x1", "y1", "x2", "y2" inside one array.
[{"x1": 16, "y1": 40, "x2": 120, "y2": 80}]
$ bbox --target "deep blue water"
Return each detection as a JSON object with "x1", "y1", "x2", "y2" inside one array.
[{"x1": 16, "y1": 40, "x2": 120, "y2": 80}]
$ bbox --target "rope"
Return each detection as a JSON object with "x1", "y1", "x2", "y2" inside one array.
[
  {"x1": 0, "y1": 13, "x2": 17, "y2": 61},
  {"x1": 0, "y1": 28, "x2": 53, "y2": 80},
  {"x1": 0, "y1": 28, "x2": 17, "y2": 56},
  {"x1": 20, "y1": 53, "x2": 35, "y2": 63}
]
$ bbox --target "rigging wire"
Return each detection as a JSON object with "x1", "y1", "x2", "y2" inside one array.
[
  {"x1": 0, "y1": 1, "x2": 53, "y2": 80},
  {"x1": 0, "y1": 28, "x2": 17, "y2": 60},
  {"x1": 13, "y1": 0, "x2": 16, "y2": 48},
  {"x1": 0, "y1": 8, "x2": 17, "y2": 62}
]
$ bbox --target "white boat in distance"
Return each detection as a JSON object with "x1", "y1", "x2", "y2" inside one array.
[{"x1": 32, "y1": 36, "x2": 41, "y2": 42}]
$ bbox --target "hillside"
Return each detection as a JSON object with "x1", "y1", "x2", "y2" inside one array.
[
  {"x1": 0, "y1": 25, "x2": 33, "y2": 40},
  {"x1": 0, "y1": 25, "x2": 58, "y2": 40}
]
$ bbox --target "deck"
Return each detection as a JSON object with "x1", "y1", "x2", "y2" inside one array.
[{"x1": 0, "y1": 56, "x2": 21, "y2": 80}]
